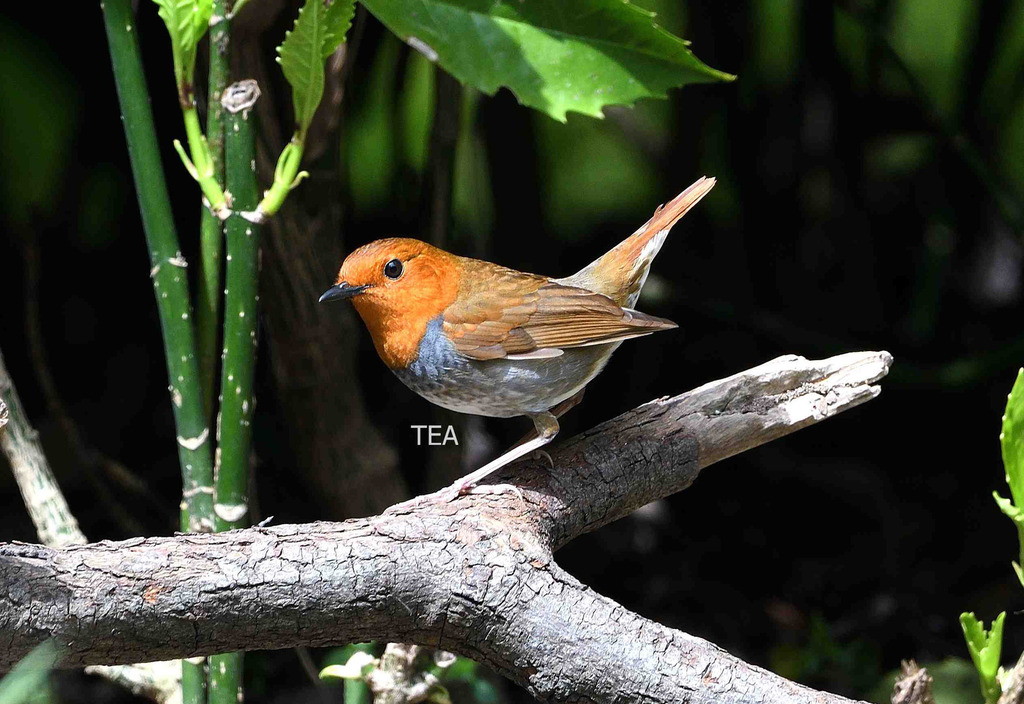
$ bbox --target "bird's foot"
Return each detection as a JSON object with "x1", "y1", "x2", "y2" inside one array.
[
  {"x1": 433, "y1": 477, "x2": 523, "y2": 503},
  {"x1": 462, "y1": 482, "x2": 526, "y2": 503}
]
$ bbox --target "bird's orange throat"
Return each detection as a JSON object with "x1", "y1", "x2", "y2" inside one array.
[
  {"x1": 352, "y1": 299, "x2": 425, "y2": 370},
  {"x1": 351, "y1": 260, "x2": 459, "y2": 370}
]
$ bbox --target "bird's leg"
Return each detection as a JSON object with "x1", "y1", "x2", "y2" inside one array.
[
  {"x1": 387, "y1": 392, "x2": 583, "y2": 512},
  {"x1": 509, "y1": 387, "x2": 586, "y2": 466},
  {"x1": 443, "y1": 411, "x2": 560, "y2": 500}
]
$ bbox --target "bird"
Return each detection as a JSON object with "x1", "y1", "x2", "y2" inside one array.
[{"x1": 320, "y1": 176, "x2": 716, "y2": 497}]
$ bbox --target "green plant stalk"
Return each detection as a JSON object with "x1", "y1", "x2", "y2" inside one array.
[
  {"x1": 197, "y1": 6, "x2": 230, "y2": 422},
  {"x1": 102, "y1": 0, "x2": 215, "y2": 530},
  {"x1": 102, "y1": 4, "x2": 216, "y2": 701},
  {"x1": 255, "y1": 135, "x2": 308, "y2": 219},
  {"x1": 209, "y1": 80, "x2": 261, "y2": 704},
  {"x1": 177, "y1": 106, "x2": 230, "y2": 217},
  {"x1": 180, "y1": 508, "x2": 208, "y2": 704},
  {"x1": 1018, "y1": 523, "x2": 1024, "y2": 577},
  {"x1": 180, "y1": 653, "x2": 207, "y2": 704},
  {"x1": 344, "y1": 644, "x2": 375, "y2": 704}
]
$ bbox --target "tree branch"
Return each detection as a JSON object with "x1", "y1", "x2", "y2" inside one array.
[{"x1": 0, "y1": 352, "x2": 890, "y2": 704}]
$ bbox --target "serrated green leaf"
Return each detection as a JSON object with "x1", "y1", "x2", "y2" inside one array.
[
  {"x1": 277, "y1": 0, "x2": 357, "y2": 135},
  {"x1": 960, "y1": 612, "x2": 1004, "y2": 703},
  {"x1": 1001, "y1": 369, "x2": 1024, "y2": 506},
  {"x1": 150, "y1": 0, "x2": 213, "y2": 89},
  {"x1": 324, "y1": 0, "x2": 357, "y2": 57},
  {"x1": 359, "y1": 0, "x2": 734, "y2": 122},
  {"x1": 981, "y1": 612, "x2": 1004, "y2": 676}
]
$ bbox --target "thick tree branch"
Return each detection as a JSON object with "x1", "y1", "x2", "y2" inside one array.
[{"x1": 0, "y1": 352, "x2": 890, "y2": 704}]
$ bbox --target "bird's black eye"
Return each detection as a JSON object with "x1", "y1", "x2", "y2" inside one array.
[{"x1": 383, "y1": 258, "x2": 403, "y2": 279}]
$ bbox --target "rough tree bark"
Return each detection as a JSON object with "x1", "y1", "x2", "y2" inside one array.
[{"x1": 0, "y1": 352, "x2": 890, "y2": 704}]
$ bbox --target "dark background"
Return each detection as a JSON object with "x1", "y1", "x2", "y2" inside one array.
[{"x1": 1, "y1": 0, "x2": 1023, "y2": 701}]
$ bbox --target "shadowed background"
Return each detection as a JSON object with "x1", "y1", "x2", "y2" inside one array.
[{"x1": 0, "y1": 0, "x2": 1022, "y2": 701}]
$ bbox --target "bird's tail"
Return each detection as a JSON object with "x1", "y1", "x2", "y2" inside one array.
[{"x1": 560, "y1": 176, "x2": 716, "y2": 307}]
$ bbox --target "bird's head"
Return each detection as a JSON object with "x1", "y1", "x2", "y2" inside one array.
[{"x1": 320, "y1": 238, "x2": 459, "y2": 368}]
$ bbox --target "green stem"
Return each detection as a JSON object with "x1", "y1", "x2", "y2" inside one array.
[
  {"x1": 181, "y1": 654, "x2": 208, "y2": 704},
  {"x1": 255, "y1": 134, "x2": 308, "y2": 219},
  {"x1": 229, "y1": 0, "x2": 251, "y2": 17},
  {"x1": 179, "y1": 510, "x2": 209, "y2": 704},
  {"x1": 209, "y1": 79, "x2": 261, "y2": 704},
  {"x1": 197, "y1": 7, "x2": 230, "y2": 423},
  {"x1": 1017, "y1": 522, "x2": 1024, "y2": 577},
  {"x1": 178, "y1": 106, "x2": 230, "y2": 217},
  {"x1": 102, "y1": 3, "x2": 216, "y2": 701},
  {"x1": 344, "y1": 644, "x2": 375, "y2": 704},
  {"x1": 101, "y1": 0, "x2": 215, "y2": 530}
]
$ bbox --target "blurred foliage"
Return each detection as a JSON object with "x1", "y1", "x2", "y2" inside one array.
[
  {"x1": 0, "y1": 642, "x2": 57, "y2": 704},
  {"x1": 452, "y1": 90, "x2": 496, "y2": 243},
  {"x1": 321, "y1": 643, "x2": 502, "y2": 704},
  {"x1": 0, "y1": 24, "x2": 77, "y2": 227},
  {"x1": 534, "y1": 109, "x2": 661, "y2": 239},
  {"x1": 869, "y1": 658, "x2": 983, "y2": 704},
  {"x1": 399, "y1": 50, "x2": 435, "y2": 175},
  {"x1": 887, "y1": 0, "x2": 977, "y2": 120},
  {"x1": 344, "y1": 32, "x2": 401, "y2": 213},
  {"x1": 753, "y1": 0, "x2": 800, "y2": 86},
  {"x1": 769, "y1": 615, "x2": 882, "y2": 695}
]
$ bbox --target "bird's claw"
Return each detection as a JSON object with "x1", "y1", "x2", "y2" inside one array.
[
  {"x1": 434, "y1": 480, "x2": 525, "y2": 504},
  {"x1": 465, "y1": 483, "x2": 526, "y2": 503}
]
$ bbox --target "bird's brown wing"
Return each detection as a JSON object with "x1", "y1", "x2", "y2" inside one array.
[{"x1": 442, "y1": 264, "x2": 676, "y2": 361}]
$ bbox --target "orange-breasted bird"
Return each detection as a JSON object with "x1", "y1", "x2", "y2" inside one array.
[{"x1": 320, "y1": 176, "x2": 716, "y2": 496}]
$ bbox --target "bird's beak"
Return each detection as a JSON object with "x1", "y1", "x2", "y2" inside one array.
[{"x1": 318, "y1": 282, "x2": 370, "y2": 303}]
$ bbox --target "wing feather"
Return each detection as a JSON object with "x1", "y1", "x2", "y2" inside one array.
[{"x1": 442, "y1": 265, "x2": 675, "y2": 361}]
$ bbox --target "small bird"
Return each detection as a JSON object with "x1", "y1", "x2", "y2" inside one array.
[{"x1": 320, "y1": 176, "x2": 715, "y2": 496}]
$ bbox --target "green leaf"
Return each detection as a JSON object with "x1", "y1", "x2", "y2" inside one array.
[
  {"x1": 323, "y1": 0, "x2": 358, "y2": 57},
  {"x1": 359, "y1": 0, "x2": 734, "y2": 122},
  {"x1": 1001, "y1": 368, "x2": 1024, "y2": 507},
  {"x1": 0, "y1": 25, "x2": 78, "y2": 226},
  {"x1": 150, "y1": 0, "x2": 213, "y2": 89},
  {"x1": 277, "y1": 0, "x2": 357, "y2": 135},
  {"x1": 960, "y1": 612, "x2": 1004, "y2": 703}
]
